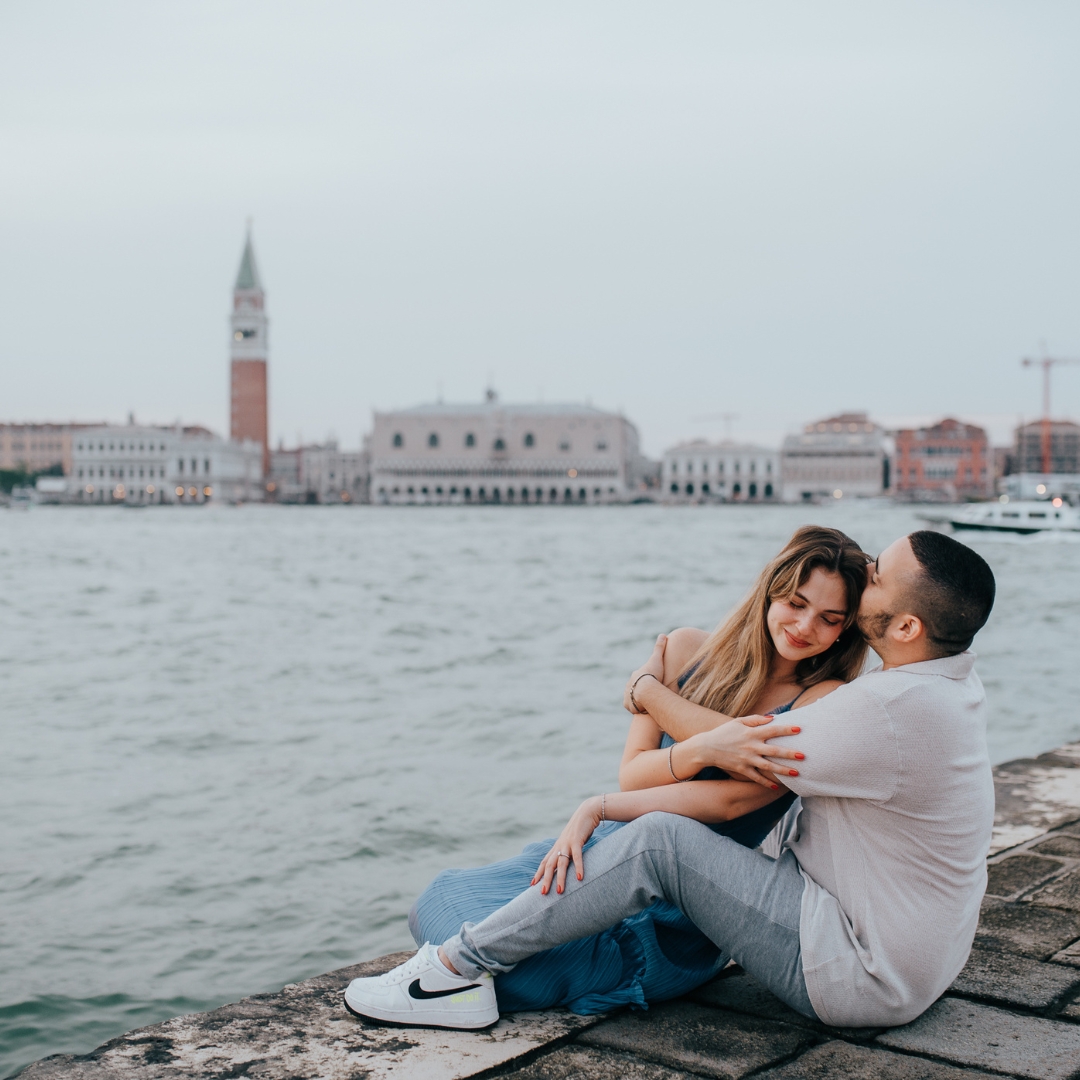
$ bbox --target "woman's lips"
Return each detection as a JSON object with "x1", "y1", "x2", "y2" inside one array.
[{"x1": 784, "y1": 628, "x2": 811, "y2": 649}]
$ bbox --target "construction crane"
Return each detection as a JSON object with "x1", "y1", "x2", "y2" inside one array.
[{"x1": 1020, "y1": 354, "x2": 1080, "y2": 474}]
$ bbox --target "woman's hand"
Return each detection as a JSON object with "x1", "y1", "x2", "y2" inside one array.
[
  {"x1": 624, "y1": 634, "x2": 668, "y2": 714},
  {"x1": 531, "y1": 797, "x2": 603, "y2": 896},
  {"x1": 691, "y1": 715, "x2": 805, "y2": 788}
]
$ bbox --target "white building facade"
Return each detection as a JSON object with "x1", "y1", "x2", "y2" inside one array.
[
  {"x1": 70, "y1": 424, "x2": 263, "y2": 504},
  {"x1": 780, "y1": 413, "x2": 889, "y2": 502},
  {"x1": 268, "y1": 443, "x2": 369, "y2": 503},
  {"x1": 370, "y1": 396, "x2": 641, "y2": 504},
  {"x1": 662, "y1": 440, "x2": 779, "y2": 502}
]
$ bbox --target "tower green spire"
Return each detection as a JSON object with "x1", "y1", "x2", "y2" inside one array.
[{"x1": 234, "y1": 228, "x2": 262, "y2": 291}]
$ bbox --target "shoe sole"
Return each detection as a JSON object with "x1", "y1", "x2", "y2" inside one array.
[{"x1": 342, "y1": 991, "x2": 499, "y2": 1031}]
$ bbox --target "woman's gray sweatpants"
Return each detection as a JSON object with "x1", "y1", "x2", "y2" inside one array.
[{"x1": 442, "y1": 810, "x2": 817, "y2": 1019}]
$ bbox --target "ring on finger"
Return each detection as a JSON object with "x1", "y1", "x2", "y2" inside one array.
[{"x1": 556, "y1": 851, "x2": 569, "y2": 860}]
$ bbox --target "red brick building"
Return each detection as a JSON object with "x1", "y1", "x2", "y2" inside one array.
[
  {"x1": 229, "y1": 231, "x2": 269, "y2": 475},
  {"x1": 893, "y1": 418, "x2": 990, "y2": 499}
]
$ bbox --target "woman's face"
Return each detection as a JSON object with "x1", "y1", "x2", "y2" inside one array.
[{"x1": 766, "y1": 566, "x2": 849, "y2": 664}]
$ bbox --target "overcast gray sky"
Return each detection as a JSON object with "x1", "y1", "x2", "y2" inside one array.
[{"x1": 3, "y1": 1, "x2": 1079, "y2": 454}]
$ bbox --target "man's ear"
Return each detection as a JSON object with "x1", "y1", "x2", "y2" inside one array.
[{"x1": 890, "y1": 613, "x2": 925, "y2": 645}]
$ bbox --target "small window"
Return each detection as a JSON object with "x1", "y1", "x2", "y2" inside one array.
[
  {"x1": 493, "y1": 438, "x2": 506, "y2": 451},
  {"x1": 670, "y1": 482, "x2": 678, "y2": 493},
  {"x1": 523, "y1": 432, "x2": 535, "y2": 448},
  {"x1": 765, "y1": 483, "x2": 773, "y2": 498},
  {"x1": 428, "y1": 432, "x2": 439, "y2": 448},
  {"x1": 702, "y1": 482, "x2": 710, "y2": 494},
  {"x1": 595, "y1": 440, "x2": 607, "y2": 451},
  {"x1": 685, "y1": 483, "x2": 694, "y2": 495},
  {"x1": 749, "y1": 482, "x2": 758, "y2": 497},
  {"x1": 559, "y1": 440, "x2": 570, "y2": 452},
  {"x1": 464, "y1": 432, "x2": 476, "y2": 448},
  {"x1": 393, "y1": 432, "x2": 404, "y2": 448}
]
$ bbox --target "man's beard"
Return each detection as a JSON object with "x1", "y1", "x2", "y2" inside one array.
[{"x1": 857, "y1": 610, "x2": 894, "y2": 644}]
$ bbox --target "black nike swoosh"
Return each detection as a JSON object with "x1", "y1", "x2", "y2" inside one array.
[{"x1": 408, "y1": 978, "x2": 482, "y2": 1000}]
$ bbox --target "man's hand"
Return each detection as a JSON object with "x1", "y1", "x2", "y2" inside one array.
[
  {"x1": 624, "y1": 634, "x2": 667, "y2": 714},
  {"x1": 692, "y1": 714, "x2": 805, "y2": 788},
  {"x1": 531, "y1": 797, "x2": 603, "y2": 896}
]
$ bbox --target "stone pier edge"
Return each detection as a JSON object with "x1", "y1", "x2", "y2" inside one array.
[{"x1": 14, "y1": 741, "x2": 1080, "y2": 1080}]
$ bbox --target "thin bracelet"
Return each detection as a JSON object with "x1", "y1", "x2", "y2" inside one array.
[
  {"x1": 600, "y1": 792, "x2": 606, "y2": 822},
  {"x1": 630, "y1": 672, "x2": 660, "y2": 713},
  {"x1": 668, "y1": 743, "x2": 690, "y2": 782}
]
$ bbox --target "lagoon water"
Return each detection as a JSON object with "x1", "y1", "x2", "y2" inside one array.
[{"x1": 2, "y1": 502, "x2": 1079, "y2": 1075}]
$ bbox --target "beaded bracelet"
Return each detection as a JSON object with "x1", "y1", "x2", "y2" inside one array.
[{"x1": 668, "y1": 742, "x2": 690, "y2": 782}]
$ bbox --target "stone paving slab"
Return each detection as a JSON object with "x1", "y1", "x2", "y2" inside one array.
[
  {"x1": 877, "y1": 997, "x2": 1080, "y2": 1080},
  {"x1": 577, "y1": 1001, "x2": 818, "y2": 1080},
  {"x1": 974, "y1": 898, "x2": 1080, "y2": 959},
  {"x1": 13, "y1": 954, "x2": 604, "y2": 1080},
  {"x1": 756, "y1": 1040, "x2": 999, "y2": 1080},
  {"x1": 17, "y1": 738, "x2": 1080, "y2": 1080},
  {"x1": 986, "y1": 854, "x2": 1066, "y2": 900},
  {"x1": 948, "y1": 944, "x2": 1080, "y2": 1010},
  {"x1": 990, "y1": 747, "x2": 1080, "y2": 856},
  {"x1": 500, "y1": 1044, "x2": 699, "y2": 1079},
  {"x1": 689, "y1": 969, "x2": 883, "y2": 1041},
  {"x1": 1032, "y1": 868, "x2": 1080, "y2": 913},
  {"x1": 1032, "y1": 836, "x2": 1080, "y2": 859}
]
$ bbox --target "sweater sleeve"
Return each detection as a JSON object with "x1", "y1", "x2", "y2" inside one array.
[{"x1": 766, "y1": 677, "x2": 899, "y2": 802}]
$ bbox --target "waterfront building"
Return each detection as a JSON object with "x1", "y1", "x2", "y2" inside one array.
[
  {"x1": 70, "y1": 424, "x2": 262, "y2": 504},
  {"x1": 1014, "y1": 419, "x2": 1080, "y2": 475},
  {"x1": 662, "y1": 439, "x2": 779, "y2": 502},
  {"x1": 369, "y1": 393, "x2": 641, "y2": 504},
  {"x1": 230, "y1": 230, "x2": 270, "y2": 475},
  {"x1": 780, "y1": 412, "x2": 888, "y2": 502},
  {"x1": 892, "y1": 418, "x2": 991, "y2": 500},
  {"x1": 0, "y1": 423, "x2": 96, "y2": 475},
  {"x1": 268, "y1": 442, "x2": 369, "y2": 503}
]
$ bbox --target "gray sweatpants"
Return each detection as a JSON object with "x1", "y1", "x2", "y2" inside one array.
[{"x1": 442, "y1": 811, "x2": 817, "y2": 1019}]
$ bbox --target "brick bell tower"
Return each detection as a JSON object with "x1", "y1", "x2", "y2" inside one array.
[{"x1": 230, "y1": 226, "x2": 270, "y2": 476}]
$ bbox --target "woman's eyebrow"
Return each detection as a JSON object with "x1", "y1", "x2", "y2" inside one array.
[{"x1": 793, "y1": 590, "x2": 847, "y2": 616}]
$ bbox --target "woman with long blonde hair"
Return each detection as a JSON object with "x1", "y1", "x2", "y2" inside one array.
[{"x1": 408, "y1": 526, "x2": 869, "y2": 1015}]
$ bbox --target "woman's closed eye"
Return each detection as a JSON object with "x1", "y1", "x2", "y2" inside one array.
[{"x1": 790, "y1": 600, "x2": 840, "y2": 628}]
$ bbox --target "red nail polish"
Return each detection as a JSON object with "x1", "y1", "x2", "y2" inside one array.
[
  {"x1": 795, "y1": 752, "x2": 805, "y2": 760},
  {"x1": 790, "y1": 727, "x2": 801, "y2": 734},
  {"x1": 771, "y1": 784, "x2": 779, "y2": 790},
  {"x1": 577, "y1": 874, "x2": 582, "y2": 881},
  {"x1": 557, "y1": 886, "x2": 563, "y2": 894},
  {"x1": 789, "y1": 769, "x2": 799, "y2": 777}
]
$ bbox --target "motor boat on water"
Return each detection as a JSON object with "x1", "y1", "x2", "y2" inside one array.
[{"x1": 946, "y1": 499, "x2": 1080, "y2": 534}]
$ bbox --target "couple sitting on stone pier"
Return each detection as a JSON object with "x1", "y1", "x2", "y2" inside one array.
[{"x1": 344, "y1": 526, "x2": 997, "y2": 1031}]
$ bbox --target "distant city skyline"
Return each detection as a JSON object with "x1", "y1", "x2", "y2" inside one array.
[{"x1": 3, "y1": 3, "x2": 1080, "y2": 456}]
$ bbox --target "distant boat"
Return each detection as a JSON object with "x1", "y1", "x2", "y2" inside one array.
[{"x1": 947, "y1": 500, "x2": 1080, "y2": 534}]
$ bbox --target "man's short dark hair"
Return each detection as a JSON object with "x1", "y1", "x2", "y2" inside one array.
[{"x1": 906, "y1": 530, "x2": 995, "y2": 654}]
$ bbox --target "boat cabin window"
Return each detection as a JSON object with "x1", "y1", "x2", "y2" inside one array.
[
  {"x1": 1002, "y1": 511, "x2": 1020, "y2": 518},
  {"x1": 1029, "y1": 512, "x2": 1047, "y2": 519}
]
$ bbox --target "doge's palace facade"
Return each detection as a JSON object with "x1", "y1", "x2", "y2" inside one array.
[{"x1": 370, "y1": 393, "x2": 641, "y2": 504}]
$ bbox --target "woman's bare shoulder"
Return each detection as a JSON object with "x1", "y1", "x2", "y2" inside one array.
[
  {"x1": 664, "y1": 627, "x2": 709, "y2": 683},
  {"x1": 793, "y1": 679, "x2": 846, "y2": 708}
]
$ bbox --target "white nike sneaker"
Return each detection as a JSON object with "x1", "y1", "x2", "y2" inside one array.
[{"x1": 343, "y1": 943, "x2": 499, "y2": 1029}]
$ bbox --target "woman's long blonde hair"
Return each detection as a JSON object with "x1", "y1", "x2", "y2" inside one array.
[{"x1": 679, "y1": 526, "x2": 870, "y2": 716}]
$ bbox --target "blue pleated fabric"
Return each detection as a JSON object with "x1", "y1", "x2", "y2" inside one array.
[{"x1": 409, "y1": 723, "x2": 797, "y2": 1015}]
